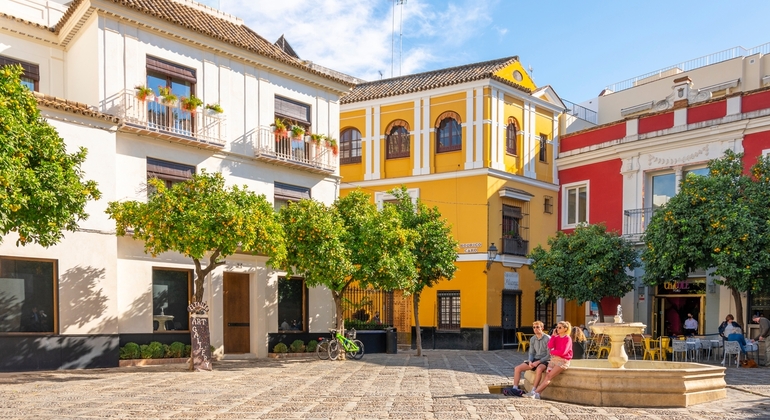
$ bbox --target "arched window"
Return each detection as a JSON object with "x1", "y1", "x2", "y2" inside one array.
[
  {"x1": 386, "y1": 122, "x2": 410, "y2": 159},
  {"x1": 506, "y1": 118, "x2": 519, "y2": 155},
  {"x1": 340, "y1": 128, "x2": 362, "y2": 164},
  {"x1": 436, "y1": 114, "x2": 462, "y2": 153}
]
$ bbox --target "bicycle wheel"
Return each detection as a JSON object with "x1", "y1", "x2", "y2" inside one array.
[
  {"x1": 328, "y1": 340, "x2": 341, "y2": 361},
  {"x1": 348, "y1": 339, "x2": 364, "y2": 360},
  {"x1": 316, "y1": 340, "x2": 330, "y2": 360}
]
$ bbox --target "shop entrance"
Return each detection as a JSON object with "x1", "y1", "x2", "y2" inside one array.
[
  {"x1": 501, "y1": 291, "x2": 521, "y2": 347},
  {"x1": 652, "y1": 277, "x2": 706, "y2": 338}
]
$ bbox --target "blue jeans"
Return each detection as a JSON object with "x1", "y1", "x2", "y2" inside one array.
[{"x1": 727, "y1": 333, "x2": 747, "y2": 354}]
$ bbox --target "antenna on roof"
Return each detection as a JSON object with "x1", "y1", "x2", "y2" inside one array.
[
  {"x1": 379, "y1": 70, "x2": 383, "y2": 80},
  {"x1": 529, "y1": 65, "x2": 534, "y2": 82},
  {"x1": 391, "y1": 0, "x2": 406, "y2": 78},
  {"x1": 398, "y1": 0, "x2": 406, "y2": 76}
]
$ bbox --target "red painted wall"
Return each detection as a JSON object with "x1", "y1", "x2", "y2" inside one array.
[
  {"x1": 558, "y1": 159, "x2": 623, "y2": 234},
  {"x1": 687, "y1": 101, "x2": 726, "y2": 124},
  {"x1": 742, "y1": 130, "x2": 770, "y2": 174},
  {"x1": 742, "y1": 90, "x2": 770, "y2": 113},
  {"x1": 561, "y1": 123, "x2": 626, "y2": 153},
  {"x1": 638, "y1": 112, "x2": 674, "y2": 134}
]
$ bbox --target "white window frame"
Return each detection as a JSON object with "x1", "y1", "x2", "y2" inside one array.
[
  {"x1": 561, "y1": 180, "x2": 589, "y2": 229},
  {"x1": 374, "y1": 188, "x2": 419, "y2": 210}
]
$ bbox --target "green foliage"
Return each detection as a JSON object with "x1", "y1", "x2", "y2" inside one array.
[
  {"x1": 289, "y1": 339, "x2": 305, "y2": 353},
  {"x1": 642, "y1": 150, "x2": 770, "y2": 326},
  {"x1": 278, "y1": 191, "x2": 417, "y2": 331},
  {"x1": 344, "y1": 318, "x2": 388, "y2": 330},
  {"x1": 139, "y1": 344, "x2": 152, "y2": 359},
  {"x1": 306, "y1": 340, "x2": 318, "y2": 352},
  {"x1": 168, "y1": 342, "x2": 185, "y2": 358},
  {"x1": 119, "y1": 342, "x2": 141, "y2": 360},
  {"x1": 146, "y1": 342, "x2": 164, "y2": 359},
  {"x1": 0, "y1": 65, "x2": 101, "y2": 247},
  {"x1": 162, "y1": 344, "x2": 170, "y2": 358},
  {"x1": 184, "y1": 345, "x2": 192, "y2": 357},
  {"x1": 106, "y1": 170, "x2": 285, "y2": 302},
  {"x1": 528, "y1": 223, "x2": 640, "y2": 319},
  {"x1": 180, "y1": 95, "x2": 203, "y2": 111},
  {"x1": 205, "y1": 103, "x2": 223, "y2": 113},
  {"x1": 273, "y1": 342, "x2": 288, "y2": 353}
]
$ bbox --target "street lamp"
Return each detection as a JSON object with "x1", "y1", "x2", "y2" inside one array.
[{"x1": 486, "y1": 243, "x2": 498, "y2": 269}]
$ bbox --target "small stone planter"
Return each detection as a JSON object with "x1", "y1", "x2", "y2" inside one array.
[
  {"x1": 268, "y1": 352, "x2": 316, "y2": 359},
  {"x1": 119, "y1": 357, "x2": 189, "y2": 367}
]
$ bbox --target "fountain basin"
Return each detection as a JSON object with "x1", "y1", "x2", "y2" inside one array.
[{"x1": 512, "y1": 359, "x2": 726, "y2": 407}]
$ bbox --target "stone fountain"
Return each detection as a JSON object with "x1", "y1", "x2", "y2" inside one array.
[{"x1": 491, "y1": 306, "x2": 727, "y2": 407}]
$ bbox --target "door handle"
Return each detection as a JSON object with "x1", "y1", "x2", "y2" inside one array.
[{"x1": 227, "y1": 322, "x2": 250, "y2": 327}]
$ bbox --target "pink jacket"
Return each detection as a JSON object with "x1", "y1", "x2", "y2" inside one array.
[{"x1": 548, "y1": 334, "x2": 573, "y2": 360}]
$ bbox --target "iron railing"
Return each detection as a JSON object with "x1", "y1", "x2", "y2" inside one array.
[
  {"x1": 119, "y1": 90, "x2": 226, "y2": 146},
  {"x1": 341, "y1": 286, "x2": 394, "y2": 327},
  {"x1": 623, "y1": 207, "x2": 655, "y2": 239},
  {"x1": 502, "y1": 236, "x2": 529, "y2": 256},
  {"x1": 563, "y1": 99, "x2": 598, "y2": 124},
  {"x1": 605, "y1": 42, "x2": 770, "y2": 93},
  {"x1": 253, "y1": 127, "x2": 337, "y2": 173}
]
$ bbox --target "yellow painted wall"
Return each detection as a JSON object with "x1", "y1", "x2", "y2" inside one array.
[
  {"x1": 492, "y1": 61, "x2": 537, "y2": 91},
  {"x1": 502, "y1": 97, "x2": 525, "y2": 175},
  {"x1": 380, "y1": 103, "x2": 415, "y2": 179},
  {"x1": 339, "y1": 109, "x2": 367, "y2": 182},
  {"x1": 534, "y1": 107, "x2": 554, "y2": 183}
]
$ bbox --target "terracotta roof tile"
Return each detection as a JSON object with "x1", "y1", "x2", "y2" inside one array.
[
  {"x1": 52, "y1": 0, "x2": 353, "y2": 87},
  {"x1": 33, "y1": 92, "x2": 121, "y2": 123},
  {"x1": 341, "y1": 56, "x2": 530, "y2": 104}
]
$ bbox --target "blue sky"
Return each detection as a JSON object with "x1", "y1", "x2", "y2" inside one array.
[{"x1": 220, "y1": 0, "x2": 770, "y2": 104}]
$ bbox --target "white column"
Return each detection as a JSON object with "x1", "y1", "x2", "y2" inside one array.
[
  {"x1": 373, "y1": 105, "x2": 381, "y2": 180},
  {"x1": 422, "y1": 97, "x2": 431, "y2": 174},
  {"x1": 522, "y1": 101, "x2": 534, "y2": 178},
  {"x1": 475, "y1": 88, "x2": 484, "y2": 168},
  {"x1": 552, "y1": 114, "x2": 559, "y2": 184},
  {"x1": 464, "y1": 89, "x2": 474, "y2": 169},
  {"x1": 490, "y1": 89, "x2": 503, "y2": 170},
  {"x1": 364, "y1": 107, "x2": 373, "y2": 180},
  {"x1": 413, "y1": 99, "x2": 422, "y2": 175}
]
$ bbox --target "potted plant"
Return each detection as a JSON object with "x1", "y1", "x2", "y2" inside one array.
[
  {"x1": 327, "y1": 137, "x2": 338, "y2": 155},
  {"x1": 290, "y1": 125, "x2": 305, "y2": 140},
  {"x1": 273, "y1": 118, "x2": 288, "y2": 137},
  {"x1": 180, "y1": 95, "x2": 203, "y2": 113},
  {"x1": 135, "y1": 85, "x2": 154, "y2": 102},
  {"x1": 158, "y1": 86, "x2": 178, "y2": 106},
  {"x1": 310, "y1": 133, "x2": 323, "y2": 146},
  {"x1": 205, "y1": 103, "x2": 223, "y2": 115}
]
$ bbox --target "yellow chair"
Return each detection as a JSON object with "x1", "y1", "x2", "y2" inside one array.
[
  {"x1": 517, "y1": 332, "x2": 529, "y2": 352},
  {"x1": 642, "y1": 337, "x2": 660, "y2": 360},
  {"x1": 596, "y1": 335, "x2": 611, "y2": 359},
  {"x1": 659, "y1": 337, "x2": 672, "y2": 360}
]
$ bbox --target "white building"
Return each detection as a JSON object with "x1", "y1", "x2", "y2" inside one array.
[{"x1": 0, "y1": 0, "x2": 352, "y2": 370}]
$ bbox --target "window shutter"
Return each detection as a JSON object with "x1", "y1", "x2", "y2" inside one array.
[
  {"x1": 0, "y1": 55, "x2": 39, "y2": 81},
  {"x1": 146, "y1": 56, "x2": 196, "y2": 83},
  {"x1": 274, "y1": 183, "x2": 310, "y2": 201},
  {"x1": 147, "y1": 158, "x2": 195, "y2": 181},
  {"x1": 275, "y1": 97, "x2": 310, "y2": 124}
]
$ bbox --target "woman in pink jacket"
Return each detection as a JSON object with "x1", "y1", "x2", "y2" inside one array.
[{"x1": 528, "y1": 320, "x2": 573, "y2": 400}]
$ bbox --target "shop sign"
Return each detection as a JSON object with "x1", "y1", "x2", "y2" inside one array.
[
  {"x1": 459, "y1": 242, "x2": 482, "y2": 254},
  {"x1": 504, "y1": 272, "x2": 519, "y2": 290},
  {"x1": 656, "y1": 278, "x2": 706, "y2": 295}
]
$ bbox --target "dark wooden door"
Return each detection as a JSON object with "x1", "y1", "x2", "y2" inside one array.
[
  {"x1": 502, "y1": 292, "x2": 520, "y2": 346},
  {"x1": 223, "y1": 273, "x2": 250, "y2": 353}
]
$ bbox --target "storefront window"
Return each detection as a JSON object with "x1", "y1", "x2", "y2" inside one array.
[
  {"x1": 0, "y1": 257, "x2": 56, "y2": 333},
  {"x1": 278, "y1": 277, "x2": 306, "y2": 332},
  {"x1": 152, "y1": 268, "x2": 191, "y2": 331}
]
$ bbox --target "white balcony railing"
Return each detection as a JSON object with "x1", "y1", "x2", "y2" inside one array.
[
  {"x1": 252, "y1": 127, "x2": 337, "y2": 173},
  {"x1": 118, "y1": 90, "x2": 226, "y2": 148}
]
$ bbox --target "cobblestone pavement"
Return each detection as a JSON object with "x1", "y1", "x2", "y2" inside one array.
[{"x1": 1, "y1": 350, "x2": 769, "y2": 419}]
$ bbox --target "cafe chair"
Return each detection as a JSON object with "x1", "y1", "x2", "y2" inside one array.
[
  {"x1": 700, "y1": 340, "x2": 713, "y2": 361},
  {"x1": 671, "y1": 340, "x2": 688, "y2": 362},
  {"x1": 516, "y1": 332, "x2": 529, "y2": 352},
  {"x1": 642, "y1": 337, "x2": 660, "y2": 360},
  {"x1": 722, "y1": 341, "x2": 741, "y2": 367},
  {"x1": 596, "y1": 335, "x2": 611, "y2": 359}
]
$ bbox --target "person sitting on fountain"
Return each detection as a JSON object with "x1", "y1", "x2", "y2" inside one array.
[
  {"x1": 502, "y1": 321, "x2": 550, "y2": 397},
  {"x1": 570, "y1": 326, "x2": 588, "y2": 359},
  {"x1": 527, "y1": 321, "x2": 573, "y2": 400}
]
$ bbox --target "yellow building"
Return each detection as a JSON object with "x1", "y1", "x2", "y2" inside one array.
[{"x1": 340, "y1": 57, "x2": 579, "y2": 350}]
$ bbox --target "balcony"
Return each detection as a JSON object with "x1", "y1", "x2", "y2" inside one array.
[
  {"x1": 502, "y1": 235, "x2": 529, "y2": 257},
  {"x1": 252, "y1": 127, "x2": 337, "y2": 174},
  {"x1": 117, "y1": 90, "x2": 227, "y2": 150},
  {"x1": 623, "y1": 207, "x2": 655, "y2": 242}
]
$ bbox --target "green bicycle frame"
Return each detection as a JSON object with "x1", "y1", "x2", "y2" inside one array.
[{"x1": 335, "y1": 330, "x2": 359, "y2": 352}]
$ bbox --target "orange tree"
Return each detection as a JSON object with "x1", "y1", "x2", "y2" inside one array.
[
  {"x1": 528, "y1": 223, "x2": 640, "y2": 321},
  {"x1": 642, "y1": 150, "x2": 770, "y2": 327},
  {"x1": 279, "y1": 190, "x2": 416, "y2": 333},
  {"x1": 388, "y1": 186, "x2": 458, "y2": 356},
  {"x1": 106, "y1": 171, "x2": 285, "y2": 303},
  {"x1": 0, "y1": 65, "x2": 100, "y2": 246}
]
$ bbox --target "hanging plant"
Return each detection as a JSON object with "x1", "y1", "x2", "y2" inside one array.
[
  {"x1": 310, "y1": 133, "x2": 323, "y2": 146},
  {"x1": 205, "y1": 103, "x2": 223, "y2": 114},
  {"x1": 327, "y1": 137, "x2": 338, "y2": 155},
  {"x1": 180, "y1": 95, "x2": 204, "y2": 113},
  {"x1": 290, "y1": 125, "x2": 305, "y2": 140},
  {"x1": 134, "y1": 85, "x2": 154, "y2": 102},
  {"x1": 273, "y1": 118, "x2": 288, "y2": 137}
]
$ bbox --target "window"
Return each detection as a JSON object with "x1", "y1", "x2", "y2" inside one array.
[
  {"x1": 374, "y1": 188, "x2": 419, "y2": 210},
  {"x1": 0, "y1": 56, "x2": 39, "y2": 91},
  {"x1": 275, "y1": 96, "x2": 311, "y2": 126},
  {"x1": 684, "y1": 167, "x2": 709, "y2": 178},
  {"x1": 146, "y1": 56, "x2": 196, "y2": 134},
  {"x1": 436, "y1": 118, "x2": 462, "y2": 153},
  {"x1": 502, "y1": 203, "x2": 529, "y2": 256},
  {"x1": 278, "y1": 277, "x2": 307, "y2": 332},
  {"x1": 274, "y1": 182, "x2": 310, "y2": 211},
  {"x1": 386, "y1": 125, "x2": 410, "y2": 159},
  {"x1": 563, "y1": 182, "x2": 588, "y2": 227},
  {"x1": 147, "y1": 158, "x2": 195, "y2": 191},
  {"x1": 506, "y1": 118, "x2": 519, "y2": 155},
  {"x1": 534, "y1": 290, "x2": 555, "y2": 328},
  {"x1": 538, "y1": 134, "x2": 548, "y2": 162},
  {"x1": 340, "y1": 128, "x2": 362, "y2": 164},
  {"x1": 0, "y1": 257, "x2": 56, "y2": 333},
  {"x1": 437, "y1": 291, "x2": 460, "y2": 330},
  {"x1": 152, "y1": 268, "x2": 191, "y2": 331},
  {"x1": 544, "y1": 196, "x2": 553, "y2": 214},
  {"x1": 651, "y1": 173, "x2": 675, "y2": 209}
]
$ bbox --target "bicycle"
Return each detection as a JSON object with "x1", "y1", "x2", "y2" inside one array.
[
  {"x1": 328, "y1": 328, "x2": 364, "y2": 360},
  {"x1": 316, "y1": 332, "x2": 332, "y2": 360}
]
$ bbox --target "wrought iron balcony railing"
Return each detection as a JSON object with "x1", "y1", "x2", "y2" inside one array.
[
  {"x1": 252, "y1": 127, "x2": 337, "y2": 174},
  {"x1": 623, "y1": 207, "x2": 655, "y2": 240},
  {"x1": 117, "y1": 90, "x2": 226, "y2": 149},
  {"x1": 502, "y1": 236, "x2": 529, "y2": 257}
]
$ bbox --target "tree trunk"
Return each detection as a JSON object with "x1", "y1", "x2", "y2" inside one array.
[
  {"x1": 414, "y1": 292, "x2": 422, "y2": 356},
  {"x1": 596, "y1": 300, "x2": 605, "y2": 323},
  {"x1": 731, "y1": 287, "x2": 745, "y2": 328},
  {"x1": 332, "y1": 291, "x2": 346, "y2": 360}
]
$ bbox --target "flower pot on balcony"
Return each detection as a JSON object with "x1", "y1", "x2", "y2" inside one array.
[
  {"x1": 180, "y1": 95, "x2": 203, "y2": 114},
  {"x1": 135, "y1": 85, "x2": 154, "y2": 102}
]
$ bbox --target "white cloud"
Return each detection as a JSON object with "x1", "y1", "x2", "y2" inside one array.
[{"x1": 221, "y1": 0, "x2": 496, "y2": 81}]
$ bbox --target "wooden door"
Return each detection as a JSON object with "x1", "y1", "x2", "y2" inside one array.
[{"x1": 223, "y1": 273, "x2": 250, "y2": 353}]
